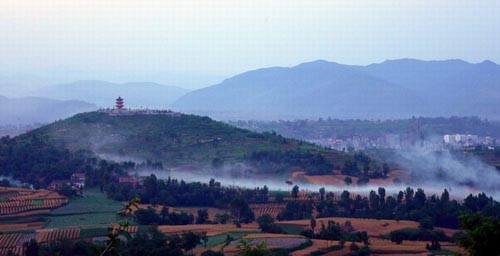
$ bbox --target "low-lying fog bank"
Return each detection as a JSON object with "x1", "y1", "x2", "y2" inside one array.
[
  {"x1": 134, "y1": 144, "x2": 500, "y2": 200},
  {"x1": 138, "y1": 169, "x2": 492, "y2": 200}
]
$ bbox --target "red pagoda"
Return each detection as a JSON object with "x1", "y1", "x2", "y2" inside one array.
[{"x1": 115, "y1": 96, "x2": 124, "y2": 110}]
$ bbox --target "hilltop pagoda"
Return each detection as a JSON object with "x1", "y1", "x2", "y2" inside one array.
[{"x1": 115, "y1": 96, "x2": 124, "y2": 110}]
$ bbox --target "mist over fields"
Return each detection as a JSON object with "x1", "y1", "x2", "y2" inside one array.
[
  {"x1": 139, "y1": 151, "x2": 492, "y2": 200},
  {"x1": 131, "y1": 133, "x2": 500, "y2": 199}
]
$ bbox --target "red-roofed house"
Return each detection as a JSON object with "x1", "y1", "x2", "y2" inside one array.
[
  {"x1": 71, "y1": 173, "x2": 86, "y2": 182},
  {"x1": 48, "y1": 180, "x2": 71, "y2": 191},
  {"x1": 70, "y1": 172, "x2": 86, "y2": 189},
  {"x1": 118, "y1": 177, "x2": 138, "y2": 189}
]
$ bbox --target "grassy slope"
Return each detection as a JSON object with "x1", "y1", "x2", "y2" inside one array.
[{"x1": 28, "y1": 111, "x2": 345, "y2": 168}]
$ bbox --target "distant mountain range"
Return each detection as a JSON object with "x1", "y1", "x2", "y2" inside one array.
[
  {"x1": 0, "y1": 96, "x2": 96, "y2": 125},
  {"x1": 173, "y1": 59, "x2": 500, "y2": 119},
  {"x1": 30, "y1": 80, "x2": 190, "y2": 109}
]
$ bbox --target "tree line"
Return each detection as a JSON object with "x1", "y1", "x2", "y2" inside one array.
[{"x1": 280, "y1": 186, "x2": 500, "y2": 230}]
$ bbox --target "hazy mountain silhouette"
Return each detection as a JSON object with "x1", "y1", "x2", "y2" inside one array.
[
  {"x1": 31, "y1": 80, "x2": 190, "y2": 109},
  {"x1": 0, "y1": 95, "x2": 96, "y2": 125},
  {"x1": 173, "y1": 59, "x2": 500, "y2": 119},
  {"x1": 361, "y1": 59, "x2": 500, "y2": 117}
]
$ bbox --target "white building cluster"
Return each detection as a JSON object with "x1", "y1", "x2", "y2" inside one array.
[{"x1": 443, "y1": 134, "x2": 496, "y2": 149}]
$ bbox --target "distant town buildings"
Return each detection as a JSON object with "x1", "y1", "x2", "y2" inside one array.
[
  {"x1": 309, "y1": 133, "x2": 425, "y2": 151},
  {"x1": 309, "y1": 133, "x2": 498, "y2": 151},
  {"x1": 443, "y1": 134, "x2": 496, "y2": 149}
]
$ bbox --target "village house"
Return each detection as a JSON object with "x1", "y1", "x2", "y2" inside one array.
[
  {"x1": 118, "y1": 177, "x2": 138, "y2": 189},
  {"x1": 70, "y1": 172, "x2": 86, "y2": 188},
  {"x1": 48, "y1": 180, "x2": 72, "y2": 191},
  {"x1": 48, "y1": 173, "x2": 86, "y2": 192}
]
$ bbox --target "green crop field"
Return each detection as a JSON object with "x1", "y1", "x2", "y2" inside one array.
[
  {"x1": 45, "y1": 188, "x2": 124, "y2": 228},
  {"x1": 80, "y1": 227, "x2": 109, "y2": 238},
  {"x1": 50, "y1": 189, "x2": 122, "y2": 215},
  {"x1": 276, "y1": 223, "x2": 304, "y2": 235},
  {"x1": 201, "y1": 232, "x2": 255, "y2": 247},
  {"x1": 32, "y1": 199, "x2": 43, "y2": 205},
  {"x1": 44, "y1": 212, "x2": 119, "y2": 228}
]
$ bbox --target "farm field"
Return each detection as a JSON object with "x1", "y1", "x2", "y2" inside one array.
[
  {"x1": 278, "y1": 217, "x2": 425, "y2": 236},
  {"x1": 202, "y1": 231, "x2": 253, "y2": 247},
  {"x1": 0, "y1": 222, "x2": 45, "y2": 232},
  {"x1": 44, "y1": 189, "x2": 123, "y2": 229},
  {"x1": 191, "y1": 231, "x2": 254, "y2": 255},
  {"x1": 193, "y1": 232, "x2": 312, "y2": 255},
  {"x1": 0, "y1": 228, "x2": 78, "y2": 254},
  {"x1": 157, "y1": 223, "x2": 260, "y2": 236},
  {"x1": 50, "y1": 189, "x2": 122, "y2": 215},
  {"x1": 289, "y1": 169, "x2": 410, "y2": 188},
  {"x1": 250, "y1": 203, "x2": 286, "y2": 219},
  {"x1": 367, "y1": 237, "x2": 464, "y2": 255},
  {"x1": 139, "y1": 202, "x2": 287, "y2": 220},
  {"x1": 134, "y1": 204, "x2": 229, "y2": 222},
  {"x1": 0, "y1": 187, "x2": 68, "y2": 218},
  {"x1": 136, "y1": 204, "x2": 278, "y2": 224},
  {"x1": 44, "y1": 212, "x2": 120, "y2": 229},
  {"x1": 291, "y1": 239, "x2": 330, "y2": 256},
  {"x1": 168, "y1": 206, "x2": 227, "y2": 222},
  {"x1": 0, "y1": 186, "x2": 467, "y2": 255}
]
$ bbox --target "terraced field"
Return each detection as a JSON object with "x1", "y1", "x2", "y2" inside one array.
[
  {"x1": 158, "y1": 223, "x2": 260, "y2": 236},
  {"x1": 0, "y1": 187, "x2": 68, "y2": 218},
  {"x1": 250, "y1": 203, "x2": 286, "y2": 219},
  {"x1": 0, "y1": 228, "x2": 76, "y2": 255}
]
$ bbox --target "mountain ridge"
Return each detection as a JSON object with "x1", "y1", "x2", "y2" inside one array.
[
  {"x1": 30, "y1": 80, "x2": 190, "y2": 109},
  {"x1": 173, "y1": 59, "x2": 500, "y2": 119},
  {"x1": 0, "y1": 95, "x2": 96, "y2": 125}
]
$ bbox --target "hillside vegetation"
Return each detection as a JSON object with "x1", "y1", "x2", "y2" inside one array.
[{"x1": 1, "y1": 112, "x2": 353, "y2": 183}]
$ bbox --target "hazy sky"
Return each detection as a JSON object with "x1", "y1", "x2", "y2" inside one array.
[{"x1": 1, "y1": 0, "x2": 499, "y2": 88}]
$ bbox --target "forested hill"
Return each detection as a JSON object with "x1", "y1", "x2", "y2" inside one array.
[{"x1": 2, "y1": 111, "x2": 351, "y2": 180}]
